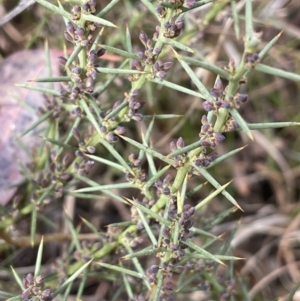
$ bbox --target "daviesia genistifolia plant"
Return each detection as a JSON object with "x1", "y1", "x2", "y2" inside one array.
[{"x1": 1, "y1": 0, "x2": 300, "y2": 300}]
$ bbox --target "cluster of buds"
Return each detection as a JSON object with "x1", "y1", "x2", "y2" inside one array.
[
  {"x1": 157, "y1": 261, "x2": 186, "y2": 301},
  {"x1": 72, "y1": 125, "x2": 96, "y2": 175},
  {"x1": 124, "y1": 230, "x2": 144, "y2": 248},
  {"x1": 169, "y1": 137, "x2": 188, "y2": 168},
  {"x1": 152, "y1": 61, "x2": 173, "y2": 80},
  {"x1": 30, "y1": 171, "x2": 52, "y2": 204},
  {"x1": 64, "y1": 22, "x2": 93, "y2": 47},
  {"x1": 138, "y1": 30, "x2": 159, "y2": 65},
  {"x1": 220, "y1": 279, "x2": 237, "y2": 301},
  {"x1": 22, "y1": 273, "x2": 53, "y2": 301},
  {"x1": 38, "y1": 96, "x2": 70, "y2": 127},
  {"x1": 71, "y1": 1, "x2": 98, "y2": 20},
  {"x1": 49, "y1": 154, "x2": 73, "y2": 197},
  {"x1": 163, "y1": 17, "x2": 184, "y2": 38},
  {"x1": 134, "y1": 30, "x2": 174, "y2": 81},
  {"x1": 74, "y1": 150, "x2": 95, "y2": 176},
  {"x1": 30, "y1": 152, "x2": 71, "y2": 201},
  {"x1": 194, "y1": 149, "x2": 218, "y2": 168},
  {"x1": 162, "y1": 204, "x2": 195, "y2": 260},
  {"x1": 203, "y1": 77, "x2": 249, "y2": 113},
  {"x1": 199, "y1": 115, "x2": 225, "y2": 148},
  {"x1": 59, "y1": 47, "x2": 106, "y2": 98},
  {"x1": 154, "y1": 174, "x2": 173, "y2": 197},
  {"x1": 72, "y1": 127, "x2": 96, "y2": 155},
  {"x1": 125, "y1": 89, "x2": 144, "y2": 122},
  {"x1": 82, "y1": 0, "x2": 97, "y2": 14},
  {"x1": 102, "y1": 125, "x2": 126, "y2": 144},
  {"x1": 125, "y1": 153, "x2": 147, "y2": 186},
  {"x1": 245, "y1": 52, "x2": 260, "y2": 68}
]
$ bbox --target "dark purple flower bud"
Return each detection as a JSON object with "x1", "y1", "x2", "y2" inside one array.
[
  {"x1": 81, "y1": 39, "x2": 89, "y2": 47},
  {"x1": 162, "y1": 62, "x2": 173, "y2": 71},
  {"x1": 97, "y1": 48, "x2": 106, "y2": 57},
  {"x1": 168, "y1": 209, "x2": 177, "y2": 220},
  {"x1": 183, "y1": 204, "x2": 191, "y2": 211},
  {"x1": 237, "y1": 94, "x2": 249, "y2": 103},
  {"x1": 85, "y1": 160, "x2": 95, "y2": 169},
  {"x1": 86, "y1": 76, "x2": 94, "y2": 88},
  {"x1": 170, "y1": 141, "x2": 177, "y2": 152},
  {"x1": 163, "y1": 238, "x2": 171, "y2": 245},
  {"x1": 214, "y1": 132, "x2": 225, "y2": 143},
  {"x1": 210, "y1": 88, "x2": 221, "y2": 98},
  {"x1": 114, "y1": 126, "x2": 126, "y2": 135},
  {"x1": 214, "y1": 77, "x2": 223, "y2": 90},
  {"x1": 75, "y1": 150, "x2": 84, "y2": 158},
  {"x1": 75, "y1": 27, "x2": 85, "y2": 40},
  {"x1": 150, "y1": 265, "x2": 160, "y2": 274},
  {"x1": 137, "y1": 51, "x2": 145, "y2": 59},
  {"x1": 153, "y1": 62, "x2": 160, "y2": 72},
  {"x1": 203, "y1": 101, "x2": 214, "y2": 112},
  {"x1": 162, "y1": 227, "x2": 170, "y2": 238},
  {"x1": 88, "y1": 50, "x2": 97, "y2": 64},
  {"x1": 176, "y1": 137, "x2": 184, "y2": 149},
  {"x1": 146, "y1": 39, "x2": 152, "y2": 49},
  {"x1": 162, "y1": 187, "x2": 170, "y2": 195},
  {"x1": 175, "y1": 20, "x2": 184, "y2": 30},
  {"x1": 153, "y1": 32, "x2": 159, "y2": 40},
  {"x1": 56, "y1": 163, "x2": 63, "y2": 172},
  {"x1": 139, "y1": 30, "x2": 148, "y2": 46},
  {"x1": 184, "y1": 0, "x2": 196, "y2": 8},
  {"x1": 132, "y1": 60, "x2": 143, "y2": 71},
  {"x1": 66, "y1": 22, "x2": 75, "y2": 36},
  {"x1": 252, "y1": 53, "x2": 260, "y2": 61},
  {"x1": 200, "y1": 116, "x2": 208, "y2": 125},
  {"x1": 209, "y1": 151, "x2": 218, "y2": 161},
  {"x1": 72, "y1": 6, "x2": 81, "y2": 20},
  {"x1": 163, "y1": 174, "x2": 172, "y2": 185},
  {"x1": 187, "y1": 207, "x2": 195, "y2": 216},
  {"x1": 184, "y1": 220, "x2": 193, "y2": 229},
  {"x1": 88, "y1": 0, "x2": 96, "y2": 7},
  {"x1": 72, "y1": 5, "x2": 81, "y2": 14},
  {"x1": 106, "y1": 132, "x2": 117, "y2": 143},
  {"x1": 89, "y1": 69, "x2": 97, "y2": 80},
  {"x1": 32, "y1": 287, "x2": 39, "y2": 295},
  {"x1": 201, "y1": 124, "x2": 210, "y2": 133},
  {"x1": 21, "y1": 288, "x2": 31, "y2": 300},
  {"x1": 71, "y1": 66, "x2": 81, "y2": 75},
  {"x1": 156, "y1": 5, "x2": 166, "y2": 18},
  {"x1": 153, "y1": 46, "x2": 162, "y2": 55},
  {"x1": 215, "y1": 100, "x2": 222, "y2": 107},
  {"x1": 57, "y1": 56, "x2": 67, "y2": 66},
  {"x1": 42, "y1": 289, "x2": 53, "y2": 300},
  {"x1": 86, "y1": 146, "x2": 96, "y2": 154},
  {"x1": 156, "y1": 70, "x2": 167, "y2": 79},
  {"x1": 222, "y1": 101, "x2": 231, "y2": 108},
  {"x1": 84, "y1": 1, "x2": 95, "y2": 12},
  {"x1": 131, "y1": 89, "x2": 140, "y2": 96},
  {"x1": 25, "y1": 273, "x2": 34, "y2": 286},
  {"x1": 64, "y1": 31, "x2": 74, "y2": 42}
]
